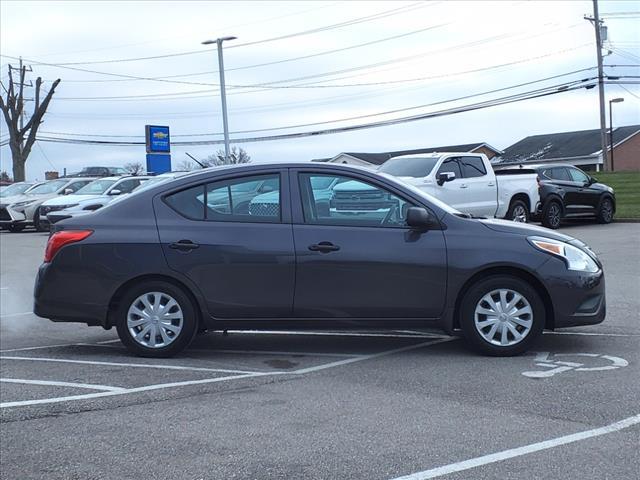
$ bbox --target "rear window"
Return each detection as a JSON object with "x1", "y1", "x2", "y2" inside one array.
[
  {"x1": 459, "y1": 157, "x2": 487, "y2": 178},
  {"x1": 378, "y1": 157, "x2": 440, "y2": 178}
]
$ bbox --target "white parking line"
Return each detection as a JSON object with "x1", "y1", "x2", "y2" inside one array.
[
  {"x1": 292, "y1": 338, "x2": 454, "y2": 374},
  {"x1": 0, "y1": 372, "x2": 266, "y2": 409},
  {"x1": 389, "y1": 414, "x2": 640, "y2": 480},
  {"x1": 191, "y1": 348, "x2": 362, "y2": 358},
  {"x1": 0, "y1": 311, "x2": 33, "y2": 318},
  {"x1": 544, "y1": 331, "x2": 640, "y2": 337},
  {"x1": 0, "y1": 356, "x2": 264, "y2": 375},
  {"x1": 0, "y1": 378, "x2": 125, "y2": 392}
]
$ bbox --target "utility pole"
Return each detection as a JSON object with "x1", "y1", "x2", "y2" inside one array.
[
  {"x1": 201, "y1": 36, "x2": 237, "y2": 165},
  {"x1": 585, "y1": 0, "x2": 609, "y2": 171}
]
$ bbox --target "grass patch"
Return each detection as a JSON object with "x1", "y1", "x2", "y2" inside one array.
[{"x1": 592, "y1": 171, "x2": 640, "y2": 219}]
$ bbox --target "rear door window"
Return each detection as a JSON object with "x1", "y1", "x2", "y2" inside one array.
[
  {"x1": 459, "y1": 156, "x2": 487, "y2": 178},
  {"x1": 549, "y1": 167, "x2": 571, "y2": 181}
]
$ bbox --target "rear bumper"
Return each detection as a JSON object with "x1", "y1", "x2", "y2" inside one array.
[{"x1": 33, "y1": 262, "x2": 107, "y2": 327}]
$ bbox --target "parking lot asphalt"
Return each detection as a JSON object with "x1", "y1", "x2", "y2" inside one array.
[{"x1": 0, "y1": 222, "x2": 639, "y2": 480}]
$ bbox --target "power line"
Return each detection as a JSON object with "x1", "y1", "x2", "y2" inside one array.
[
  {"x1": 39, "y1": 70, "x2": 598, "y2": 138},
  {"x1": 24, "y1": 2, "x2": 429, "y2": 67},
  {"x1": 36, "y1": 80, "x2": 597, "y2": 147}
]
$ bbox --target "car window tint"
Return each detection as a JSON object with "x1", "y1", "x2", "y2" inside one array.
[
  {"x1": 66, "y1": 181, "x2": 91, "y2": 192},
  {"x1": 550, "y1": 167, "x2": 571, "y2": 181},
  {"x1": 459, "y1": 156, "x2": 487, "y2": 178},
  {"x1": 205, "y1": 174, "x2": 281, "y2": 222},
  {"x1": 436, "y1": 159, "x2": 462, "y2": 179},
  {"x1": 165, "y1": 185, "x2": 206, "y2": 220},
  {"x1": 115, "y1": 179, "x2": 140, "y2": 194},
  {"x1": 378, "y1": 156, "x2": 440, "y2": 178},
  {"x1": 568, "y1": 168, "x2": 589, "y2": 183},
  {"x1": 299, "y1": 173, "x2": 413, "y2": 228}
]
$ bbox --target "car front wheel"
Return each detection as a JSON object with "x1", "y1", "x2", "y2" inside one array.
[
  {"x1": 115, "y1": 281, "x2": 198, "y2": 357},
  {"x1": 460, "y1": 275, "x2": 545, "y2": 356},
  {"x1": 596, "y1": 198, "x2": 614, "y2": 224}
]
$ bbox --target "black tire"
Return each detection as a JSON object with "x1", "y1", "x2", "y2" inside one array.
[
  {"x1": 596, "y1": 197, "x2": 614, "y2": 224},
  {"x1": 115, "y1": 280, "x2": 198, "y2": 358},
  {"x1": 506, "y1": 199, "x2": 529, "y2": 223},
  {"x1": 459, "y1": 275, "x2": 545, "y2": 356},
  {"x1": 7, "y1": 224, "x2": 25, "y2": 233},
  {"x1": 33, "y1": 208, "x2": 47, "y2": 232},
  {"x1": 541, "y1": 200, "x2": 562, "y2": 229}
]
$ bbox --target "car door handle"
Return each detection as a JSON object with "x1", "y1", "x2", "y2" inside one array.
[
  {"x1": 169, "y1": 240, "x2": 200, "y2": 251},
  {"x1": 459, "y1": 184, "x2": 469, "y2": 189},
  {"x1": 487, "y1": 182, "x2": 495, "y2": 187},
  {"x1": 308, "y1": 242, "x2": 340, "y2": 253}
]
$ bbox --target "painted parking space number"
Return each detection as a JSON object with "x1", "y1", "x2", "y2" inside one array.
[{"x1": 522, "y1": 352, "x2": 629, "y2": 378}]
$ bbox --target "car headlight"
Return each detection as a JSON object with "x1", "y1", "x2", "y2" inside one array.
[
  {"x1": 11, "y1": 200, "x2": 37, "y2": 208},
  {"x1": 528, "y1": 236, "x2": 599, "y2": 273}
]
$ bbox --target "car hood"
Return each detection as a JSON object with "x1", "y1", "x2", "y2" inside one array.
[
  {"x1": 42, "y1": 194, "x2": 99, "y2": 207},
  {"x1": 0, "y1": 193, "x2": 49, "y2": 206},
  {"x1": 480, "y1": 218, "x2": 575, "y2": 242}
]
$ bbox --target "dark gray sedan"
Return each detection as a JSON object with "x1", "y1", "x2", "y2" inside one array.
[{"x1": 34, "y1": 163, "x2": 605, "y2": 357}]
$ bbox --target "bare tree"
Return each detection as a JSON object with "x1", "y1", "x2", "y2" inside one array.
[
  {"x1": 0, "y1": 171, "x2": 12, "y2": 183},
  {"x1": 0, "y1": 65, "x2": 60, "y2": 181},
  {"x1": 124, "y1": 161, "x2": 145, "y2": 175},
  {"x1": 176, "y1": 159, "x2": 198, "y2": 171},
  {"x1": 204, "y1": 146, "x2": 251, "y2": 166}
]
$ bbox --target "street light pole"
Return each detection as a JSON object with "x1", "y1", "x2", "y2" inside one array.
[
  {"x1": 202, "y1": 36, "x2": 237, "y2": 165},
  {"x1": 609, "y1": 97, "x2": 624, "y2": 172}
]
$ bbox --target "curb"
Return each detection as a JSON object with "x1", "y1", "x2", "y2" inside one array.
[{"x1": 615, "y1": 219, "x2": 640, "y2": 223}]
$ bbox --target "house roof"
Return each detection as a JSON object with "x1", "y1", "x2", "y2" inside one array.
[
  {"x1": 501, "y1": 125, "x2": 640, "y2": 163},
  {"x1": 325, "y1": 142, "x2": 502, "y2": 166}
]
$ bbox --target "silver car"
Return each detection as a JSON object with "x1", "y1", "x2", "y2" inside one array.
[{"x1": 0, "y1": 178, "x2": 95, "y2": 232}]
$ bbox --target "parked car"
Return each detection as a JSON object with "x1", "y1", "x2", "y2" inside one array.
[
  {"x1": 0, "y1": 177, "x2": 95, "y2": 232},
  {"x1": 528, "y1": 164, "x2": 616, "y2": 229},
  {"x1": 0, "y1": 181, "x2": 41, "y2": 198},
  {"x1": 34, "y1": 163, "x2": 605, "y2": 358},
  {"x1": 378, "y1": 153, "x2": 539, "y2": 222},
  {"x1": 66, "y1": 166, "x2": 128, "y2": 177},
  {"x1": 46, "y1": 172, "x2": 188, "y2": 225},
  {"x1": 39, "y1": 175, "x2": 151, "y2": 229}
]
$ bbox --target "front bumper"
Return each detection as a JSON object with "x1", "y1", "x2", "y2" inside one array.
[
  {"x1": 0, "y1": 205, "x2": 31, "y2": 226},
  {"x1": 537, "y1": 257, "x2": 606, "y2": 329}
]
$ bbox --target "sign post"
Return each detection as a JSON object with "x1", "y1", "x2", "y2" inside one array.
[{"x1": 145, "y1": 125, "x2": 171, "y2": 174}]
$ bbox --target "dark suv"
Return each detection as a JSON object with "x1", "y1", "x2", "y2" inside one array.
[{"x1": 532, "y1": 164, "x2": 615, "y2": 229}]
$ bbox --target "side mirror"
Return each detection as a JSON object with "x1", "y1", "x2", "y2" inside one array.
[
  {"x1": 63, "y1": 188, "x2": 74, "y2": 195},
  {"x1": 108, "y1": 189, "x2": 122, "y2": 196},
  {"x1": 406, "y1": 207, "x2": 435, "y2": 229},
  {"x1": 437, "y1": 172, "x2": 456, "y2": 186},
  {"x1": 589, "y1": 176, "x2": 597, "y2": 185}
]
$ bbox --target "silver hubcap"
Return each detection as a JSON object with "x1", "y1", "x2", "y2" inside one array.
[
  {"x1": 474, "y1": 289, "x2": 533, "y2": 346},
  {"x1": 127, "y1": 292, "x2": 183, "y2": 348},
  {"x1": 512, "y1": 205, "x2": 527, "y2": 223}
]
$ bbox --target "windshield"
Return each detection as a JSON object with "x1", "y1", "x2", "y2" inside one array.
[
  {"x1": 28, "y1": 179, "x2": 68, "y2": 195},
  {"x1": 378, "y1": 156, "x2": 441, "y2": 178},
  {"x1": 377, "y1": 171, "x2": 460, "y2": 215},
  {"x1": 76, "y1": 179, "x2": 117, "y2": 195},
  {"x1": 0, "y1": 183, "x2": 33, "y2": 197}
]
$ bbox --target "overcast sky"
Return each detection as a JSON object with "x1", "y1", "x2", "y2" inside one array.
[{"x1": 1, "y1": 0, "x2": 638, "y2": 180}]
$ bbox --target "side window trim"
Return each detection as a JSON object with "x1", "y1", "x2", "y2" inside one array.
[{"x1": 163, "y1": 170, "x2": 289, "y2": 223}]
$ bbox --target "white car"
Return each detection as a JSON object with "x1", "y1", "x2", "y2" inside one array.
[
  {"x1": 0, "y1": 177, "x2": 96, "y2": 232},
  {"x1": 378, "y1": 153, "x2": 540, "y2": 221},
  {"x1": 38, "y1": 176, "x2": 151, "y2": 230}
]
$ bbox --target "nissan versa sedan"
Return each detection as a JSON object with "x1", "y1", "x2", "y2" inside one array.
[{"x1": 34, "y1": 163, "x2": 606, "y2": 357}]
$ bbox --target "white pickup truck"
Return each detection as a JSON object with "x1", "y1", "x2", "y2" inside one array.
[{"x1": 377, "y1": 153, "x2": 539, "y2": 221}]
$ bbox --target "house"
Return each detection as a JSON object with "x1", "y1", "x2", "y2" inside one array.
[
  {"x1": 314, "y1": 142, "x2": 503, "y2": 168},
  {"x1": 499, "y1": 125, "x2": 640, "y2": 172}
]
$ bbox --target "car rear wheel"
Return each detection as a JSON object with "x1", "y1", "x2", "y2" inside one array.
[
  {"x1": 115, "y1": 281, "x2": 198, "y2": 357},
  {"x1": 596, "y1": 198, "x2": 614, "y2": 224},
  {"x1": 460, "y1": 275, "x2": 545, "y2": 356},
  {"x1": 542, "y1": 201, "x2": 562, "y2": 229},
  {"x1": 506, "y1": 199, "x2": 529, "y2": 223}
]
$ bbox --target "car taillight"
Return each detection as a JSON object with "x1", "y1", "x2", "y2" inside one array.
[{"x1": 44, "y1": 230, "x2": 93, "y2": 262}]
